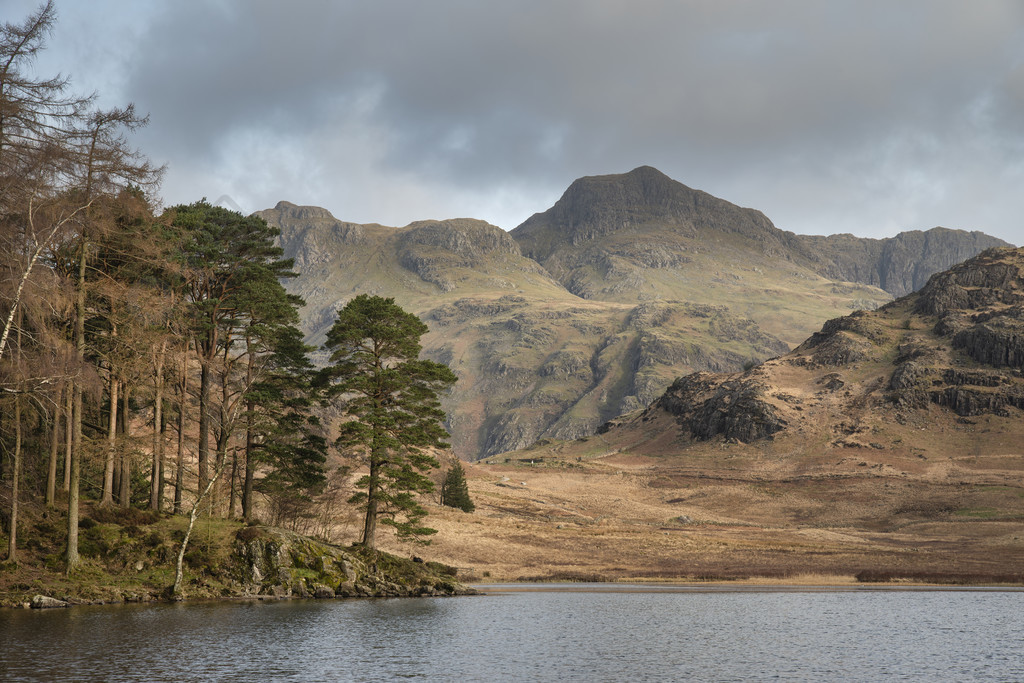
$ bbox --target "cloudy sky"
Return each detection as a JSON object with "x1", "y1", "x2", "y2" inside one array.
[{"x1": 10, "y1": 0, "x2": 1024, "y2": 244}]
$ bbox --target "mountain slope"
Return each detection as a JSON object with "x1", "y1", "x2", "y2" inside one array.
[
  {"x1": 259, "y1": 201, "x2": 790, "y2": 458},
  {"x1": 587, "y1": 246, "x2": 1024, "y2": 531},
  {"x1": 414, "y1": 249, "x2": 1024, "y2": 581},
  {"x1": 260, "y1": 168, "x2": 1008, "y2": 460},
  {"x1": 511, "y1": 167, "x2": 889, "y2": 346}
]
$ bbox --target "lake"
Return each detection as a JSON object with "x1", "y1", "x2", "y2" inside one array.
[{"x1": 2, "y1": 585, "x2": 1022, "y2": 681}]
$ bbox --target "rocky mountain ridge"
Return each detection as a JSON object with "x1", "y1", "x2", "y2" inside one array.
[
  {"x1": 634, "y1": 246, "x2": 1024, "y2": 448},
  {"x1": 512, "y1": 166, "x2": 1011, "y2": 301},
  {"x1": 799, "y1": 227, "x2": 1011, "y2": 297},
  {"x1": 258, "y1": 167, "x2": 1011, "y2": 459}
]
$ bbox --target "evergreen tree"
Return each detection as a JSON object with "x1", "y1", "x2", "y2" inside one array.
[
  {"x1": 320, "y1": 295, "x2": 457, "y2": 549},
  {"x1": 440, "y1": 459, "x2": 474, "y2": 513},
  {"x1": 248, "y1": 322, "x2": 327, "y2": 525},
  {"x1": 169, "y1": 200, "x2": 295, "y2": 495}
]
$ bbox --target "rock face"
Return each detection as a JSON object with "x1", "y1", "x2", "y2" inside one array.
[
  {"x1": 396, "y1": 219, "x2": 542, "y2": 292},
  {"x1": 655, "y1": 371, "x2": 787, "y2": 442},
  {"x1": 232, "y1": 526, "x2": 468, "y2": 598},
  {"x1": 798, "y1": 228, "x2": 1012, "y2": 297},
  {"x1": 639, "y1": 246, "x2": 1024, "y2": 445}
]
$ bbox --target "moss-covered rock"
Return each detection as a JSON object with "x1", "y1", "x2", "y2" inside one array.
[{"x1": 231, "y1": 526, "x2": 474, "y2": 599}]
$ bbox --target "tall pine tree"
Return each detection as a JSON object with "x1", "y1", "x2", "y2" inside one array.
[{"x1": 320, "y1": 295, "x2": 457, "y2": 549}]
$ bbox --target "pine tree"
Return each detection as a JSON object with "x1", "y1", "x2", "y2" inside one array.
[
  {"x1": 440, "y1": 459, "x2": 474, "y2": 513},
  {"x1": 320, "y1": 295, "x2": 457, "y2": 548},
  {"x1": 169, "y1": 200, "x2": 296, "y2": 496}
]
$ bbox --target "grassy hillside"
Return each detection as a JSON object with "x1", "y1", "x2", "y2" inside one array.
[
  {"x1": 259, "y1": 186, "x2": 889, "y2": 459},
  {"x1": 400, "y1": 248, "x2": 1024, "y2": 583}
]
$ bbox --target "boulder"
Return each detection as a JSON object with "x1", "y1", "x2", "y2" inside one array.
[{"x1": 30, "y1": 595, "x2": 69, "y2": 609}]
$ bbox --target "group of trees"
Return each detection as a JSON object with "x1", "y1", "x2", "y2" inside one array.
[
  {"x1": 0, "y1": 2, "x2": 333, "y2": 571},
  {"x1": 1, "y1": 2, "x2": 470, "y2": 576}
]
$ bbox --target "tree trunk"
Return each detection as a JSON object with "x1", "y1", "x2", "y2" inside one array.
[
  {"x1": 228, "y1": 450, "x2": 238, "y2": 519},
  {"x1": 197, "y1": 356, "x2": 210, "y2": 496},
  {"x1": 118, "y1": 383, "x2": 131, "y2": 507},
  {"x1": 45, "y1": 384, "x2": 62, "y2": 507},
  {"x1": 66, "y1": 381, "x2": 82, "y2": 573},
  {"x1": 62, "y1": 381, "x2": 72, "y2": 493},
  {"x1": 7, "y1": 385, "x2": 22, "y2": 562},
  {"x1": 172, "y1": 459, "x2": 226, "y2": 598},
  {"x1": 242, "y1": 402, "x2": 255, "y2": 521},
  {"x1": 361, "y1": 449, "x2": 381, "y2": 549},
  {"x1": 102, "y1": 369, "x2": 118, "y2": 505},
  {"x1": 67, "y1": 238, "x2": 87, "y2": 573},
  {"x1": 157, "y1": 406, "x2": 166, "y2": 511},
  {"x1": 242, "y1": 335, "x2": 255, "y2": 521},
  {"x1": 150, "y1": 340, "x2": 166, "y2": 510},
  {"x1": 174, "y1": 361, "x2": 188, "y2": 515}
]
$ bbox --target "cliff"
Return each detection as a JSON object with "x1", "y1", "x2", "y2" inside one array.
[{"x1": 798, "y1": 228, "x2": 1013, "y2": 297}]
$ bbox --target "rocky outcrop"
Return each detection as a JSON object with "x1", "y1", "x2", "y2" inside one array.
[
  {"x1": 260, "y1": 201, "x2": 369, "y2": 272},
  {"x1": 930, "y1": 385, "x2": 1024, "y2": 417},
  {"x1": 878, "y1": 247, "x2": 1024, "y2": 416},
  {"x1": 232, "y1": 526, "x2": 471, "y2": 599},
  {"x1": 913, "y1": 247, "x2": 1024, "y2": 372},
  {"x1": 397, "y1": 219, "x2": 537, "y2": 291},
  {"x1": 795, "y1": 310, "x2": 887, "y2": 366},
  {"x1": 654, "y1": 372, "x2": 786, "y2": 443},
  {"x1": 915, "y1": 248, "x2": 1022, "y2": 316},
  {"x1": 951, "y1": 320, "x2": 1024, "y2": 369}
]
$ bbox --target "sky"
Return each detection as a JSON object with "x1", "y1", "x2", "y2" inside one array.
[{"x1": 7, "y1": 0, "x2": 1024, "y2": 245}]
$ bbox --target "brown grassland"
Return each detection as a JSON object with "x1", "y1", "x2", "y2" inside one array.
[
  {"x1": 398, "y1": 412, "x2": 1024, "y2": 586},
  {"x1": 387, "y1": 290, "x2": 1024, "y2": 585}
]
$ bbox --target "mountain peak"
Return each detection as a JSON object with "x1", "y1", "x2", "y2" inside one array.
[{"x1": 511, "y1": 166, "x2": 780, "y2": 270}]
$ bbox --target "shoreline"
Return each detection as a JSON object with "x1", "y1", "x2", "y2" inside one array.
[{"x1": 473, "y1": 580, "x2": 1024, "y2": 593}]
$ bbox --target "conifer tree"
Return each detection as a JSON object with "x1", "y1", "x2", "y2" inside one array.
[
  {"x1": 320, "y1": 295, "x2": 457, "y2": 549},
  {"x1": 440, "y1": 458, "x2": 474, "y2": 513},
  {"x1": 169, "y1": 201, "x2": 295, "y2": 497}
]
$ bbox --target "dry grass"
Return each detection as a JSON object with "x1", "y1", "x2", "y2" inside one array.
[{"x1": 375, "y1": 324, "x2": 1024, "y2": 586}]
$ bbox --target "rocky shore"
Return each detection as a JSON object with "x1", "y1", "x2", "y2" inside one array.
[{"x1": 1, "y1": 506, "x2": 476, "y2": 609}]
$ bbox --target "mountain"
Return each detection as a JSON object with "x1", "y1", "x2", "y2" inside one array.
[
  {"x1": 260, "y1": 201, "x2": 793, "y2": 457},
  {"x1": 797, "y1": 227, "x2": 1013, "y2": 297},
  {"x1": 594, "y1": 246, "x2": 1024, "y2": 527},
  {"x1": 417, "y1": 248, "x2": 1024, "y2": 582},
  {"x1": 259, "y1": 167, "x2": 1007, "y2": 460},
  {"x1": 510, "y1": 166, "x2": 1011, "y2": 342}
]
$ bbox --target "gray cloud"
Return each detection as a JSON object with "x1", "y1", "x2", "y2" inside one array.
[{"x1": 13, "y1": 0, "x2": 1024, "y2": 243}]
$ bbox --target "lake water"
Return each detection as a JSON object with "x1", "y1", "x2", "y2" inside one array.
[{"x1": 2, "y1": 585, "x2": 1022, "y2": 681}]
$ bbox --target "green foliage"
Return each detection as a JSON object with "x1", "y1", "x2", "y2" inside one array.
[
  {"x1": 320, "y1": 295, "x2": 457, "y2": 547},
  {"x1": 249, "y1": 319, "x2": 328, "y2": 522},
  {"x1": 169, "y1": 199, "x2": 299, "y2": 356},
  {"x1": 168, "y1": 200, "x2": 325, "y2": 513},
  {"x1": 440, "y1": 459, "x2": 475, "y2": 513}
]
